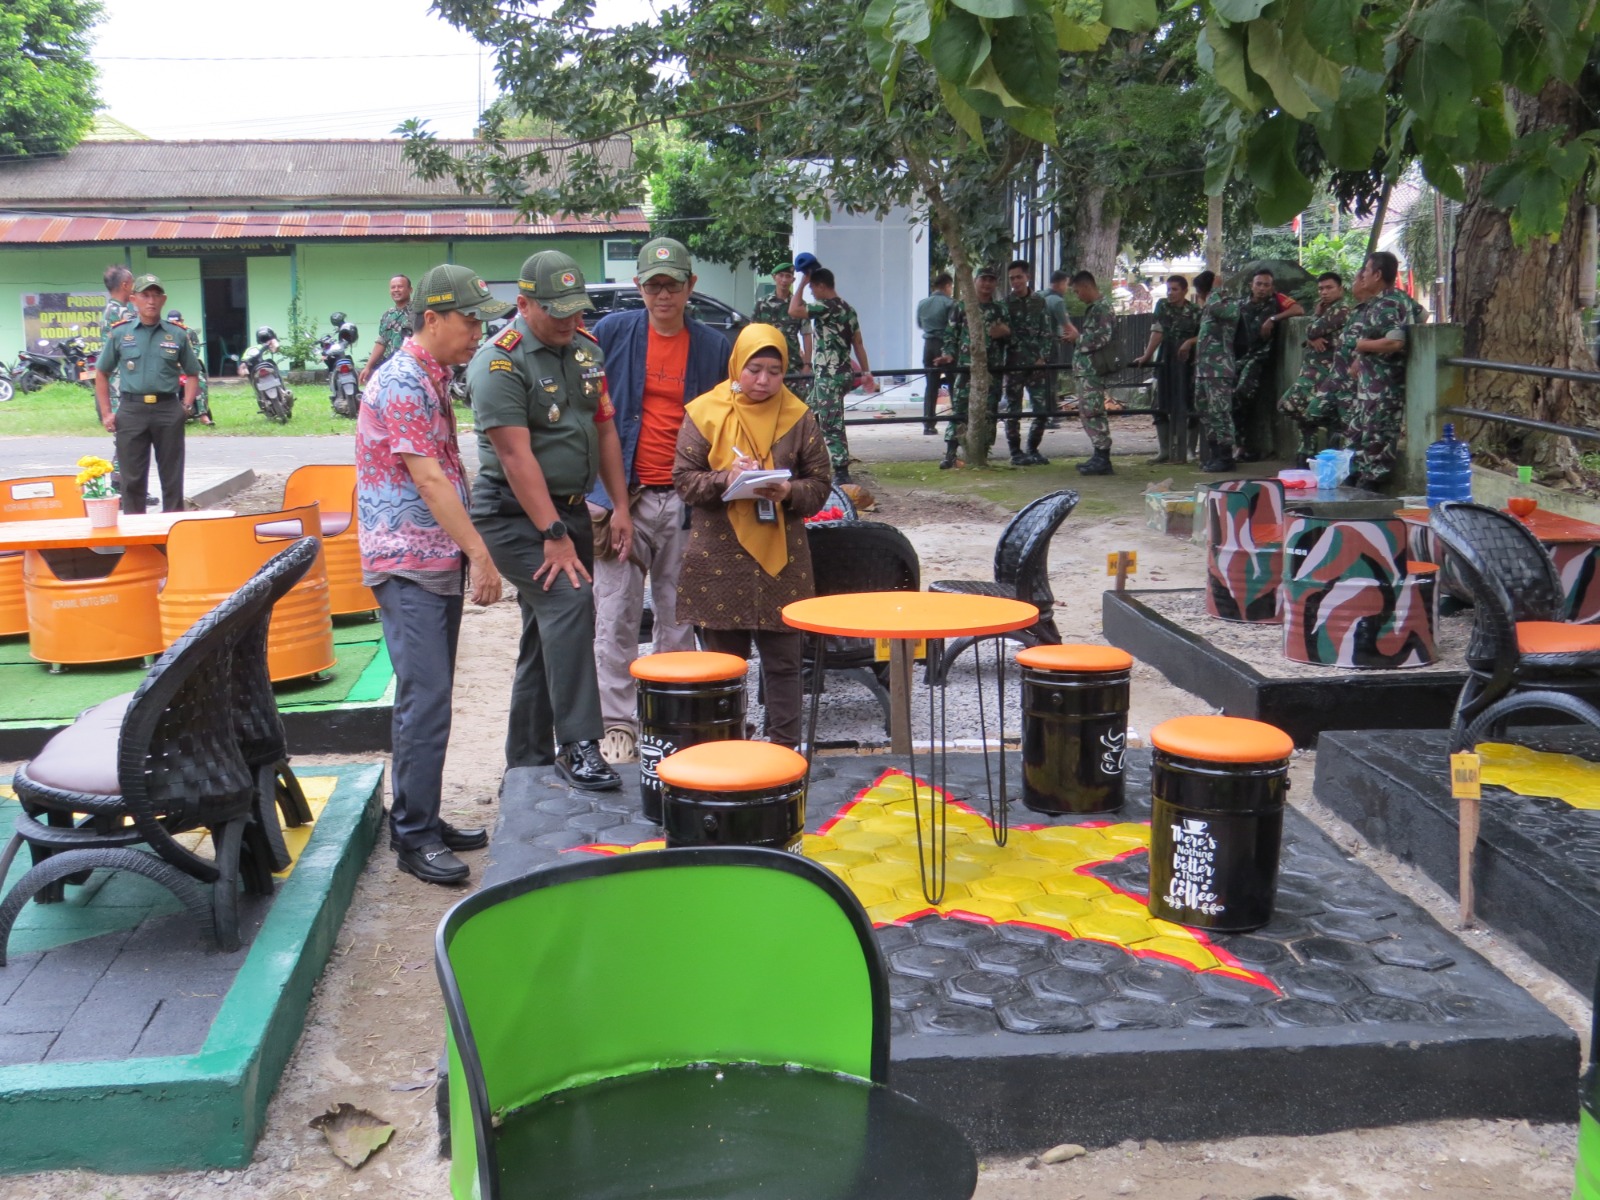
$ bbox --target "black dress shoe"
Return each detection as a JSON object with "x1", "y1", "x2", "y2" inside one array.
[
  {"x1": 396, "y1": 841, "x2": 469, "y2": 885},
  {"x1": 557, "y1": 740, "x2": 623, "y2": 791},
  {"x1": 440, "y1": 821, "x2": 488, "y2": 851}
]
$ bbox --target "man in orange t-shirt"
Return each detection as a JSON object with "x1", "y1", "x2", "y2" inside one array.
[{"x1": 588, "y1": 238, "x2": 732, "y2": 763}]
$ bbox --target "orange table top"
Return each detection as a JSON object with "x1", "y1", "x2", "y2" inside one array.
[
  {"x1": 1397, "y1": 505, "x2": 1600, "y2": 544},
  {"x1": 0, "y1": 510, "x2": 235, "y2": 552},
  {"x1": 782, "y1": 591, "x2": 1039, "y2": 639}
]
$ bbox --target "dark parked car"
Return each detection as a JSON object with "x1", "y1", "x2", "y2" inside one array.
[{"x1": 585, "y1": 283, "x2": 750, "y2": 338}]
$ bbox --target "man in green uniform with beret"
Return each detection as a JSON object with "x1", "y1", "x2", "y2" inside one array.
[
  {"x1": 94, "y1": 274, "x2": 201, "y2": 513},
  {"x1": 466, "y1": 250, "x2": 633, "y2": 789},
  {"x1": 751, "y1": 261, "x2": 810, "y2": 396}
]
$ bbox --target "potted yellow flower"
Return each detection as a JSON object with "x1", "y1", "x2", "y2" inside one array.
[{"x1": 76, "y1": 455, "x2": 119, "y2": 528}]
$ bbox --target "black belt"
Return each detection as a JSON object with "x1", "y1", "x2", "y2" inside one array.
[
  {"x1": 554, "y1": 494, "x2": 586, "y2": 507},
  {"x1": 640, "y1": 484, "x2": 677, "y2": 493},
  {"x1": 134, "y1": 390, "x2": 180, "y2": 403}
]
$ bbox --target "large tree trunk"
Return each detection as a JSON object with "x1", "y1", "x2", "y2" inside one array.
[
  {"x1": 1454, "y1": 80, "x2": 1600, "y2": 479},
  {"x1": 1078, "y1": 185, "x2": 1121, "y2": 284}
]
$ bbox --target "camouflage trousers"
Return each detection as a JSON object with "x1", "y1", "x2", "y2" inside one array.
[
  {"x1": 1278, "y1": 374, "x2": 1339, "y2": 460},
  {"x1": 946, "y1": 376, "x2": 1001, "y2": 454},
  {"x1": 1002, "y1": 369, "x2": 1049, "y2": 449},
  {"x1": 1344, "y1": 383, "x2": 1404, "y2": 487},
  {"x1": 1076, "y1": 371, "x2": 1111, "y2": 451},
  {"x1": 1195, "y1": 373, "x2": 1237, "y2": 448},
  {"x1": 810, "y1": 371, "x2": 852, "y2": 470}
]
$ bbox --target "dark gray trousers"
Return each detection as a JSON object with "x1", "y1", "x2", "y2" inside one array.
[
  {"x1": 474, "y1": 502, "x2": 602, "y2": 768},
  {"x1": 374, "y1": 577, "x2": 463, "y2": 851},
  {"x1": 115, "y1": 396, "x2": 186, "y2": 513},
  {"x1": 699, "y1": 626, "x2": 805, "y2": 749}
]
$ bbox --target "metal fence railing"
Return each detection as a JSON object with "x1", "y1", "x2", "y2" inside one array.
[{"x1": 1441, "y1": 357, "x2": 1600, "y2": 446}]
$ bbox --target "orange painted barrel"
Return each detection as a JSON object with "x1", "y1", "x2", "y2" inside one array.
[
  {"x1": 280, "y1": 466, "x2": 376, "y2": 616},
  {"x1": 0, "y1": 553, "x2": 24, "y2": 637},
  {"x1": 159, "y1": 506, "x2": 336, "y2": 682},
  {"x1": 317, "y1": 520, "x2": 376, "y2": 617},
  {"x1": 23, "y1": 544, "x2": 167, "y2": 666},
  {"x1": 1, "y1": 474, "x2": 87, "y2": 638}
]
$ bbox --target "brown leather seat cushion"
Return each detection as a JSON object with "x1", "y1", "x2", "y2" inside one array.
[
  {"x1": 255, "y1": 512, "x2": 350, "y2": 539},
  {"x1": 25, "y1": 693, "x2": 132, "y2": 796}
]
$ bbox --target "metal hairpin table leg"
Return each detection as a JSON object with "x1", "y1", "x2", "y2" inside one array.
[
  {"x1": 801, "y1": 632, "x2": 827, "y2": 794},
  {"x1": 904, "y1": 639, "x2": 946, "y2": 905},
  {"x1": 995, "y1": 634, "x2": 1009, "y2": 846}
]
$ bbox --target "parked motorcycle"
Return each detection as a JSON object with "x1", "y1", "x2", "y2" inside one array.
[
  {"x1": 0, "y1": 359, "x2": 13, "y2": 403},
  {"x1": 239, "y1": 326, "x2": 295, "y2": 423},
  {"x1": 10, "y1": 330, "x2": 92, "y2": 394},
  {"x1": 319, "y1": 312, "x2": 362, "y2": 418}
]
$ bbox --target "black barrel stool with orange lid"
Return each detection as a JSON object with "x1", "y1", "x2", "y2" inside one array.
[
  {"x1": 1146, "y1": 715, "x2": 1294, "y2": 933},
  {"x1": 1014, "y1": 643, "x2": 1132, "y2": 815},
  {"x1": 630, "y1": 651, "x2": 748, "y2": 824},
  {"x1": 656, "y1": 741, "x2": 808, "y2": 854}
]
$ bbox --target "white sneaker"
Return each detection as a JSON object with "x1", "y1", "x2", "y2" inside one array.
[{"x1": 599, "y1": 725, "x2": 637, "y2": 764}]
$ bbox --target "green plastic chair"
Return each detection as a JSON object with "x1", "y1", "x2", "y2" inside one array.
[
  {"x1": 1577, "y1": 960, "x2": 1600, "y2": 1199},
  {"x1": 435, "y1": 845, "x2": 978, "y2": 1200}
]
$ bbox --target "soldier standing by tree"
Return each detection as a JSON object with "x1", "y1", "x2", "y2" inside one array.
[
  {"x1": 1132, "y1": 274, "x2": 1201, "y2": 465},
  {"x1": 1002, "y1": 259, "x2": 1055, "y2": 466},
  {"x1": 916, "y1": 272, "x2": 956, "y2": 435},
  {"x1": 1341, "y1": 251, "x2": 1425, "y2": 490},
  {"x1": 1278, "y1": 272, "x2": 1350, "y2": 466},
  {"x1": 934, "y1": 266, "x2": 1008, "y2": 470},
  {"x1": 1194, "y1": 274, "x2": 1244, "y2": 473},
  {"x1": 1061, "y1": 270, "x2": 1115, "y2": 476},
  {"x1": 751, "y1": 261, "x2": 811, "y2": 396},
  {"x1": 789, "y1": 264, "x2": 875, "y2": 484}
]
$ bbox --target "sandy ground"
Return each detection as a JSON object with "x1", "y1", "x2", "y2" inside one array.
[{"x1": 3, "y1": 420, "x2": 1590, "y2": 1200}]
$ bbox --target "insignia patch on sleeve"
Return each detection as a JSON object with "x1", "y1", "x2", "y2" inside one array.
[
  {"x1": 488, "y1": 359, "x2": 515, "y2": 372},
  {"x1": 493, "y1": 329, "x2": 523, "y2": 352}
]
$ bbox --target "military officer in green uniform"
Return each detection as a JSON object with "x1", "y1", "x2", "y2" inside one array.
[
  {"x1": 933, "y1": 266, "x2": 1007, "y2": 470},
  {"x1": 788, "y1": 263, "x2": 875, "y2": 484},
  {"x1": 1002, "y1": 259, "x2": 1055, "y2": 466},
  {"x1": 1341, "y1": 251, "x2": 1425, "y2": 490},
  {"x1": 751, "y1": 261, "x2": 810, "y2": 397},
  {"x1": 1278, "y1": 272, "x2": 1350, "y2": 465},
  {"x1": 1193, "y1": 280, "x2": 1243, "y2": 473},
  {"x1": 466, "y1": 251, "x2": 634, "y2": 788},
  {"x1": 94, "y1": 275, "x2": 201, "y2": 513},
  {"x1": 1061, "y1": 270, "x2": 1115, "y2": 475},
  {"x1": 167, "y1": 309, "x2": 213, "y2": 426},
  {"x1": 359, "y1": 275, "x2": 414, "y2": 388}
]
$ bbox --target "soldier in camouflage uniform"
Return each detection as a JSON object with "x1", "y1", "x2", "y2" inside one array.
[
  {"x1": 100, "y1": 265, "x2": 135, "y2": 414},
  {"x1": 167, "y1": 309, "x2": 213, "y2": 425},
  {"x1": 1233, "y1": 269, "x2": 1303, "y2": 462},
  {"x1": 1002, "y1": 260, "x2": 1055, "y2": 465},
  {"x1": 1132, "y1": 275, "x2": 1201, "y2": 464},
  {"x1": 933, "y1": 266, "x2": 1007, "y2": 470},
  {"x1": 751, "y1": 261, "x2": 810, "y2": 398},
  {"x1": 359, "y1": 274, "x2": 414, "y2": 388},
  {"x1": 1278, "y1": 272, "x2": 1350, "y2": 465},
  {"x1": 1194, "y1": 279, "x2": 1243, "y2": 473},
  {"x1": 788, "y1": 264, "x2": 874, "y2": 484},
  {"x1": 1062, "y1": 270, "x2": 1115, "y2": 475},
  {"x1": 1341, "y1": 251, "x2": 1425, "y2": 489}
]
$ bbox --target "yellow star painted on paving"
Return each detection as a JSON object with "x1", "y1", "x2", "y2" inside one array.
[{"x1": 576, "y1": 768, "x2": 1278, "y2": 994}]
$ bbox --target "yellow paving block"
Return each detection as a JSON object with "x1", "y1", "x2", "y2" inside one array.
[
  {"x1": 945, "y1": 898, "x2": 1022, "y2": 923},
  {"x1": 872, "y1": 841, "x2": 927, "y2": 865},
  {"x1": 970, "y1": 874, "x2": 1045, "y2": 903},
  {"x1": 1096, "y1": 823, "x2": 1152, "y2": 851},
  {"x1": 940, "y1": 859, "x2": 990, "y2": 885},
  {"x1": 832, "y1": 830, "x2": 900, "y2": 853},
  {"x1": 1094, "y1": 891, "x2": 1156, "y2": 920},
  {"x1": 859, "y1": 813, "x2": 922, "y2": 836},
  {"x1": 851, "y1": 860, "x2": 921, "y2": 887},
  {"x1": 869, "y1": 896, "x2": 936, "y2": 924},
  {"x1": 806, "y1": 848, "x2": 877, "y2": 870},
  {"x1": 1071, "y1": 909, "x2": 1162, "y2": 945},
  {"x1": 845, "y1": 881, "x2": 896, "y2": 908},
  {"x1": 894, "y1": 880, "x2": 971, "y2": 905},
  {"x1": 1039, "y1": 871, "x2": 1111, "y2": 898},
  {"x1": 1018, "y1": 893, "x2": 1095, "y2": 924},
  {"x1": 1020, "y1": 837, "x2": 1105, "y2": 865},
  {"x1": 1138, "y1": 934, "x2": 1226, "y2": 972},
  {"x1": 993, "y1": 857, "x2": 1063, "y2": 881},
  {"x1": 949, "y1": 840, "x2": 1010, "y2": 864}
]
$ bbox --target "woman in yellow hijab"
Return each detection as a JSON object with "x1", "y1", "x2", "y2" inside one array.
[{"x1": 673, "y1": 323, "x2": 833, "y2": 748}]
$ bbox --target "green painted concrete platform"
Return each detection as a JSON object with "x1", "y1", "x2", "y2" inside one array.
[
  {"x1": 0, "y1": 763, "x2": 383, "y2": 1175},
  {"x1": 0, "y1": 618, "x2": 394, "y2": 759}
]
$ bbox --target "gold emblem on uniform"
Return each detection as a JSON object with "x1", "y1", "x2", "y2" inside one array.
[
  {"x1": 548, "y1": 403, "x2": 561, "y2": 423},
  {"x1": 574, "y1": 348, "x2": 592, "y2": 365}
]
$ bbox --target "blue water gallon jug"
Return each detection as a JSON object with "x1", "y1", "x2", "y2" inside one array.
[{"x1": 1425, "y1": 423, "x2": 1473, "y2": 507}]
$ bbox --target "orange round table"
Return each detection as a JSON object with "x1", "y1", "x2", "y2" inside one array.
[{"x1": 782, "y1": 591, "x2": 1040, "y2": 904}]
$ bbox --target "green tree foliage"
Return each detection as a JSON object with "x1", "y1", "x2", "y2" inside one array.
[
  {"x1": 648, "y1": 141, "x2": 791, "y2": 271},
  {"x1": 870, "y1": 0, "x2": 1597, "y2": 243},
  {"x1": 405, "y1": 0, "x2": 1057, "y2": 463},
  {"x1": 0, "y1": 0, "x2": 102, "y2": 159},
  {"x1": 1299, "y1": 230, "x2": 1369, "y2": 280}
]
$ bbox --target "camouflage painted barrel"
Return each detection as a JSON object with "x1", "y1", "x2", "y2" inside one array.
[
  {"x1": 630, "y1": 651, "x2": 748, "y2": 824},
  {"x1": 1280, "y1": 516, "x2": 1435, "y2": 668},
  {"x1": 1015, "y1": 644, "x2": 1131, "y2": 815},
  {"x1": 1146, "y1": 715, "x2": 1293, "y2": 933},
  {"x1": 1203, "y1": 479, "x2": 1286, "y2": 623},
  {"x1": 657, "y1": 741, "x2": 807, "y2": 855}
]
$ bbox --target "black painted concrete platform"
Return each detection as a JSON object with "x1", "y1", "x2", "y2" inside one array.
[
  {"x1": 1103, "y1": 588, "x2": 1468, "y2": 747},
  {"x1": 485, "y1": 751, "x2": 1577, "y2": 1152},
  {"x1": 1317, "y1": 727, "x2": 1600, "y2": 995}
]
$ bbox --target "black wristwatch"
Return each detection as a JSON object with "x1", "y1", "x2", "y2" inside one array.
[{"x1": 541, "y1": 519, "x2": 569, "y2": 541}]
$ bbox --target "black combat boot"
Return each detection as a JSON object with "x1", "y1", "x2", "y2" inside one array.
[
  {"x1": 1024, "y1": 433, "x2": 1049, "y2": 466},
  {"x1": 1199, "y1": 441, "x2": 1236, "y2": 473},
  {"x1": 939, "y1": 443, "x2": 958, "y2": 470},
  {"x1": 1148, "y1": 421, "x2": 1172, "y2": 465},
  {"x1": 1075, "y1": 448, "x2": 1113, "y2": 475}
]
